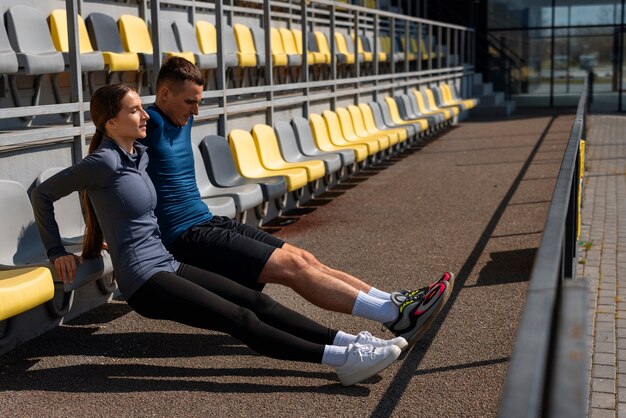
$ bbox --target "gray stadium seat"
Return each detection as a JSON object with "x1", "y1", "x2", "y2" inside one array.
[
  {"x1": 377, "y1": 99, "x2": 422, "y2": 137},
  {"x1": 36, "y1": 167, "x2": 85, "y2": 246},
  {"x1": 173, "y1": 20, "x2": 217, "y2": 70},
  {"x1": 0, "y1": 179, "x2": 113, "y2": 293},
  {"x1": 5, "y1": 5, "x2": 65, "y2": 111},
  {"x1": 191, "y1": 145, "x2": 239, "y2": 219},
  {"x1": 274, "y1": 121, "x2": 342, "y2": 176},
  {"x1": 223, "y1": 25, "x2": 239, "y2": 69},
  {"x1": 396, "y1": 94, "x2": 438, "y2": 128},
  {"x1": 250, "y1": 26, "x2": 267, "y2": 67},
  {"x1": 368, "y1": 101, "x2": 417, "y2": 139},
  {"x1": 200, "y1": 135, "x2": 287, "y2": 203},
  {"x1": 85, "y1": 12, "x2": 142, "y2": 87},
  {"x1": 406, "y1": 91, "x2": 445, "y2": 125},
  {"x1": 291, "y1": 117, "x2": 355, "y2": 168},
  {"x1": 0, "y1": 20, "x2": 18, "y2": 75}
]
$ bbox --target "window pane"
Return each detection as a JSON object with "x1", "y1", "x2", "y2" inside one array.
[
  {"x1": 489, "y1": 0, "x2": 553, "y2": 29},
  {"x1": 555, "y1": 1, "x2": 622, "y2": 26}
]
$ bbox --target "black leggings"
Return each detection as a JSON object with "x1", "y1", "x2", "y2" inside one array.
[{"x1": 127, "y1": 264, "x2": 338, "y2": 363}]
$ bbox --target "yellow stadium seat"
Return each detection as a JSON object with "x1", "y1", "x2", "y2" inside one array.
[
  {"x1": 313, "y1": 32, "x2": 333, "y2": 64},
  {"x1": 279, "y1": 28, "x2": 309, "y2": 64},
  {"x1": 400, "y1": 38, "x2": 416, "y2": 61},
  {"x1": 358, "y1": 103, "x2": 408, "y2": 143},
  {"x1": 440, "y1": 83, "x2": 478, "y2": 110},
  {"x1": 309, "y1": 114, "x2": 367, "y2": 162},
  {"x1": 348, "y1": 105, "x2": 399, "y2": 147},
  {"x1": 412, "y1": 89, "x2": 453, "y2": 120},
  {"x1": 334, "y1": 32, "x2": 355, "y2": 64},
  {"x1": 423, "y1": 87, "x2": 459, "y2": 117},
  {"x1": 251, "y1": 124, "x2": 325, "y2": 182},
  {"x1": 323, "y1": 110, "x2": 379, "y2": 156},
  {"x1": 228, "y1": 130, "x2": 308, "y2": 192},
  {"x1": 292, "y1": 29, "x2": 321, "y2": 64},
  {"x1": 233, "y1": 24, "x2": 258, "y2": 67},
  {"x1": 118, "y1": 15, "x2": 153, "y2": 55},
  {"x1": 49, "y1": 10, "x2": 95, "y2": 55},
  {"x1": 196, "y1": 21, "x2": 217, "y2": 54},
  {"x1": 384, "y1": 97, "x2": 429, "y2": 130},
  {"x1": 270, "y1": 28, "x2": 289, "y2": 66},
  {"x1": 351, "y1": 34, "x2": 372, "y2": 62},
  {"x1": 336, "y1": 107, "x2": 390, "y2": 151},
  {"x1": 0, "y1": 267, "x2": 54, "y2": 321}
]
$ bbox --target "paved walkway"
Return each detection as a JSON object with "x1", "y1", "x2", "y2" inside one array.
[
  {"x1": 580, "y1": 115, "x2": 626, "y2": 418},
  {"x1": 0, "y1": 112, "x2": 576, "y2": 417}
]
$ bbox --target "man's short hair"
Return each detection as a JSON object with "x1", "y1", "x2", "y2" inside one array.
[{"x1": 156, "y1": 56, "x2": 205, "y2": 91}]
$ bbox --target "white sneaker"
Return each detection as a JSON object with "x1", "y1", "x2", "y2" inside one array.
[
  {"x1": 354, "y1": 331, "x2": 409, "y2": 351},
  {"x1": 335, "y1": 343, "x2": 401, "y2": 386}
]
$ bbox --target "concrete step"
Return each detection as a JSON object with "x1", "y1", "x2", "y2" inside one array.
[
  {"x1": 478, "y1": 91, "x2": 505, "y2": 106},
  {"x1": 473, "y1": 82, "x2": 493, "y2": 96},
  {"x1": 470, "y1": 100, "x2": 517, "y2": 117},
  {"x1": 473, "y1": 73, "x2": 483, "y2": 85}
]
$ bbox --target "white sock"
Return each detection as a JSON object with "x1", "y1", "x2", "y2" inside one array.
[
  {"x1": 368, "y1": 287, "x2": 391, "y2": 300},
  {"x1": 351, "y1": 291, "x2": 398, "y2": 323},
  {"x1": 333, "y1": 330, "x2": 358, "y2": 347},
  {"x1": 321, "y1": 345, "x2": 348, "y2": 366}
]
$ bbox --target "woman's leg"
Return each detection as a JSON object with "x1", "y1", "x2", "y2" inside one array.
[
  {"x1": 175, "y1": 264, "x2": 337, "y2": 345},
  {"x1": 127, "y1": 269, "x2": 331, "y2": 363}
]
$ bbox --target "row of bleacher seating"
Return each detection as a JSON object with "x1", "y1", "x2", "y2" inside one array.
[
  {"x1": 0, "y1": 82, "x2": 477, "y2": 334},
  {"x1": 0, "y1": 5, "x2": 448, "y2": 110}
]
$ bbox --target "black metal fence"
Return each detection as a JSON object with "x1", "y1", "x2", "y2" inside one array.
[{"x1": 498, "y1": 73, "x2": 591, "y2": 418}]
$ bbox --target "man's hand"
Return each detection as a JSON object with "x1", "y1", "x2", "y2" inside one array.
[{"x1": 53, "y1": 254, "x2": 83, "y2": 284}]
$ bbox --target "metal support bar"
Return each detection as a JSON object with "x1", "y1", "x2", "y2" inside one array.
[
  {"x1": 215, "y1": 0, "x2": 228, "y2": 136},
  {"x1": 66, "y1": 0, "x2": 85, "y2": 162}
]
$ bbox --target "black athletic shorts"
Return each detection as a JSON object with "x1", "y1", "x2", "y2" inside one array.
[{"x1": 167, "y1": 216, "x2": 285, "y2": 291}]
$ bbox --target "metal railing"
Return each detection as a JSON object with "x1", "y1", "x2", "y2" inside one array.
[
  {"x1": 498, "y1": 72, "x2": 591, "y2": 418},
  {"x1": 0, "y1": 0, "x2": 474, "y2": 156}
]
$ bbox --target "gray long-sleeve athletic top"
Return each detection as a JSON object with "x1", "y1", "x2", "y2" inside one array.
[{"x1": 31, "y1": 137, "x2": 180, "y2": 297}]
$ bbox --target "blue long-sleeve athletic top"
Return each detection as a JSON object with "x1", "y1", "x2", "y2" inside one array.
[
  {"x1": 31, "y1": 138, "x2": 180, "y2": 298},
  {"x1": 141, "y1": 106, "x2": 212, "y2": 246}
]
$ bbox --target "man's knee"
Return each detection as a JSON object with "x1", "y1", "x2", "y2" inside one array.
[{"x1": 260, "y1": 249, "x2": 310, "y2": 284}]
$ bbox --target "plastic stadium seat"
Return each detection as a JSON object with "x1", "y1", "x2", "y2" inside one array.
[
  {"x1": 159, "y1": 19, "x2": 196, "y2": 64},
  {"x1": 314, "y1": 31, "x2": 346, "y2": 64},
  {"x1": 48, "y1": 10, "x2": 105, "y2": 73},
  {"x1": 233, "y1": 24, "x2": 259, "y2": 67},
  {"x1": 380, "y1": 35, "x2": 403, "y2": 62},
  {"x1": 333, "y1": 32, "x2": 356, "y2": 64},
  {"x1": 269, "y1": 28, "x2": 289, "y2": 67},
  {"x1": 407, "y1": 90, "x2": 447, "y2": 124},
  {"x1": 191, "y1": 145, "x2": 246, "y2": 218},
  {"x1": 292, "y1": 29, "x2": 322, "y2": 64},
  {"x1": 413, "y1": 89, "x2": 453, "y2": 120},
  {"x1": 441, "y1": 82, "x2": 478, "y2": 110},
  {"x1": 0, "y1": 267, "x2": 54, "y2": 321},
  {"x1": 398, "y1": 37, "x2": 416, "y2": 61},
  {"x1": 251, "y1": 124, "x2": 325, "y2": 182},
  {"x1": 347, "y1": 105, "x2": 399, "y2": 147},
  {"x1": 383, "y1": 97, "x2": 428, "y2": 131},
  {"x1": 368, "y1": 101, "x2": 418, "y2": 139},
  {"x1": 335, "y1": 107, "x2": 389, "y2": 151},
  {"x1": 5, "y1": 5, "x2": 65, "y2": 111},
  {"x1": 322, "y1": 110, "x2": 379, "y2": 156},
  {"x1": 364, "y1": 35, "x2": 386, "y2": 62},
  {"x1": 357, "y1": 103, "x2": 408, "y2": 144},
  {"x1": 351, "y1": 34, "x2": 372, "y2": 62},
  {"x1": 308, "y1": 32, "x2": 331, "y2": 64},
  {"x1": 291, "y1": 117, "x2": 355, "y2": 168},
  {"x1": 200, "y1": 135, "x2": 287, "y2": 202},
  {"x1": 36, "y1": 167, "x2": 85, "y2": 246},
  {"x1": 274, "y1": 121, "x2": 342, "y2": 175},
  {"x1": 250, "y1": 27, "x2": 267, "y2": 67},
  {"x1": 309, "y1": 113, "x2": 367, "y2": 162},
  {"x1": 0, "y1": 19, "x2": 18, "y2": 75},
  {"x1": 0, "y1": 180, "x2": 113, "y2": 292},
  {"x1": 278, "y1": 28, "x2": 303, "y2": 66},
  {"x1": 395, "y1": 94, "x2": 439, "y2": 129},
  {"x1": 86, "y1": 13, "x2": 140, "y2": 73},
  {"x1": 196, "y1": 21, "x2": 217, "y2": 55},
  {"x1": 118, "y1": 15, "x2": 154, "y2": 67},
  {"x1": 173, "y1": 21, "x2": 217, "y2": 70},
  {"x1": 229, "y1": 130, "x2": 308, "y2": 192},
  {"x1": 422, "y1": 86, "x2": 459, "y2": 117},
  {"x1": 6, "y1": 6, "x2": 65, "y2": 76}
]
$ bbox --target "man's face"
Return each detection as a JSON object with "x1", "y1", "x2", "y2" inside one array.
[{"x1": 159, "y1": 80, "x2": 203, "y2": 127}]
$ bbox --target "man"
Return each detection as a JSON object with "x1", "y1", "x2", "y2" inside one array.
[{"x1": 141, "y1": 57, "x2": 453, "y2": 352}]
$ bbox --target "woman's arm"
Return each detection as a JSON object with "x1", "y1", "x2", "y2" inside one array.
[{"x1": 31, "y1": 154, "x2": 111, "y2": 282}]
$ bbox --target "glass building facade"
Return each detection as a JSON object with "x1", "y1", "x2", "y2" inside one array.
[{"x1": 487, "y1": 0, "x2": 626, "y2": 111}]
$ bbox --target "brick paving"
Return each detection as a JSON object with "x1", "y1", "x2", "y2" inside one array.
[{"x1": 578, "y1": 115, "x2": 626, "y2": 418}]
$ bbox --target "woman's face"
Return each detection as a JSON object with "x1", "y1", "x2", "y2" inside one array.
[{"x1": 106, "y1": 90, "x2": 149, "y2": 142}]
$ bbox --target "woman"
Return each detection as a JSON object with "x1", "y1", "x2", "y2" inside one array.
[{"x1": 31, "y1": 84, "x2": 404, "y2": 387}]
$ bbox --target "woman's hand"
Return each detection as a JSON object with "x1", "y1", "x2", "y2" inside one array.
[{"x1": 53, "y1": 254, "x2": 83, "y2": 284}]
